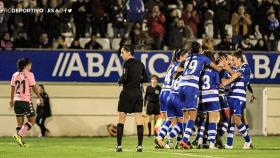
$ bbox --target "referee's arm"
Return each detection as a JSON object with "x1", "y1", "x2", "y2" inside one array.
[
  {"x1": 144, "y1": 86, "x2": 149, "y2": 107},
  {"x1": 141, "y1": 64, "x2": 149, "y2": 83},
  {"x1": 118, "y1": 63, "x2": 128, "y2": 85}
]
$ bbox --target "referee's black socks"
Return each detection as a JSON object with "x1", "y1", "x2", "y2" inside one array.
[
  {"x1": 137, "y1": 125, "x2": 144, "y2": 146},
  {"x1": 147, "y1": 122, "x2": 151, "y2": 136},
  {"x1": 117, "y1": 123, "x2": 124, "y2": 146}
]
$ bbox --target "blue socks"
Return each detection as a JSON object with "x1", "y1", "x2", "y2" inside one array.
[
  {"x1": 158, "y1": 120, "x2": 172, "y2": 139},
  {"x1": 169, "y1": 122, "x2": 183, "y2": 139},
  {"x1": 208, "y1": 123, "x2": 217, "y2": 144},
  {"x1": 182, "y1": 120, "x2": 195, "y2": 143}
]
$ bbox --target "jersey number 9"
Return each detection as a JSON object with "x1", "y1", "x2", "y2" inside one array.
[{"x1": 188, "y1": 60, "x2": 198, "y2": 74}]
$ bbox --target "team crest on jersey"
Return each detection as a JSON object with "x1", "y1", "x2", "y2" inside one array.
[{"x1": 155, "y1": 90, "x2": 159, "y2": 94}]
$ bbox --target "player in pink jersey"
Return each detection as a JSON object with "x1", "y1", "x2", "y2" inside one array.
[{"x1": 10, "y1": 58, "x2": 43, "y2": 147}]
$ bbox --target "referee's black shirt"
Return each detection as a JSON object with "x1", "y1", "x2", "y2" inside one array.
[
  {"x1": 118, "y1": 58, "x2": 148, "y2": 89},
  {"x1": 144, "y1": 85, "x2": 161, "y2": 105}
]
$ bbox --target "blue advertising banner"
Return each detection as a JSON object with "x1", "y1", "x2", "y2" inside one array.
[{"x1": 0, "y1": 50, "x2": 280, "y2": 84}]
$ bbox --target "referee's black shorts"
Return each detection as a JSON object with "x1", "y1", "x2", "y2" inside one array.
[
  {"x1": 118, "y1": 88, "x2": 143, "y2": 114},
  {"x1": 146, "y1": 102, "x2": 160, "y2": 115}
]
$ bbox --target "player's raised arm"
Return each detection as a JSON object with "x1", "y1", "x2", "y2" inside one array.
[
  {"x1": 221, "y1": 72, "x2": 240, "y2": 87},
  {"x1": 209, "y1": 62, "x2": 223, "y2": 73},
  {"x1": 221, "y1": 58, "x2": 237, "y2": 76}
]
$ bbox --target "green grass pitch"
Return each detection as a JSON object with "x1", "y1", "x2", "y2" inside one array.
[{"x1": 0, "y1": 136, "x2": 279, "y2": 158}]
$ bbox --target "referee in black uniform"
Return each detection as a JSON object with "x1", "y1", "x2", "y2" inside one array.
[
  {"x1": 144, "y1": 75, "x2": 161, "y2": 136},
  {"x1": 116, "y1": 45, "x2": 148, "y2": 152}
]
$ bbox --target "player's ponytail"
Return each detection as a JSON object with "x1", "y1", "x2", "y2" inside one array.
[
  {"x1": 190, "y1": 41, "x2": 201, "y2": 55},
  {"x1": 168, "y1": 49, "x2": 184, "y2": 72},
  {"x1": 17, "y1": 58, "x2": 32, "y2": 72},
  {"x1": 171, "y1": 49, "x2": 180, "y2": 63},
  {"x1": 171, "y1": 49, "x2": 187, "y2": 63}
]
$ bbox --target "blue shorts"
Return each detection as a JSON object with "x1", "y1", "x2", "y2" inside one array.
[
  {"x1": 166, "y1": 93, "x2": 183, "y2": 118},
  {"x1": 219, "y1": 95, "x2": 229, "y2": 109},
  {"x1": 159, "y1": 90, "x2": 170, "y2": 112},
  {"x1": 179, "y1": 86, "x2": 199, "y2": 110},
  {"x1": 228, "y1": 97, "x2": 246, "y2": 116},
  {"x1": 203, "y1": 101, "x2": 221, "y2": 112}
]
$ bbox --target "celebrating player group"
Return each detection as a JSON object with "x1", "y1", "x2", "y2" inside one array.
[
  {"x1": 9, "y1": 43, "x2": 255, "y2": 151},
  {"x1": 154, "y1": 41, "x2": 255, "y2": 150}
]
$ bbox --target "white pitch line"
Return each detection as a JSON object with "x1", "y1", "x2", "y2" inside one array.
[
  {"x1": 52, "y1": 145, "x2": 221, "y2": 158},
  {"x1": 9, "y1": 145, "x2": 225, "y2": 158},
  {"x1": 139, "y1": 150, "x2": 216, "y2": 158},
  {"x1": 52, "y1": 145, "x2": 92, "y2": 149},
  {"x1": 0, "y1": 142, "x2": 17, "y2": 145},
  {"x1": 166, "y1": 152, "x2": 215, "y2": 158}
]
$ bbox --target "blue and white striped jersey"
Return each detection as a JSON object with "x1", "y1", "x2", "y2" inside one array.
[
  {"x1": 201, "y1": 68, "x2": 220, "y2": 103},
  {"x1": 162, "y1": 61, "x2": 180, "y2": 91},
  {"x1": 229, "y1": 64, "x2": 251, "y2": 102},
  {"x1": 170, "y1": 75, "x2": 182, "y2": 94},
  {"x1": 179, "y1": 54, "x2": 211, "y2": 89}
]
